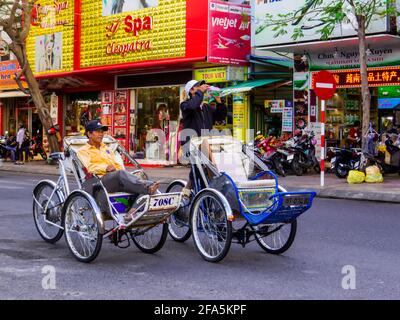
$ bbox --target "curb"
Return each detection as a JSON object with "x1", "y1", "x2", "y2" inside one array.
[{"x1": 1, "y1": 166, "x2": 399, "y2": 203}]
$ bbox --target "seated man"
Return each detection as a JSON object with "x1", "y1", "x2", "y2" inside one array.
[{"x1": 77, "y1": 120, "x2": 159, "y2": 222}]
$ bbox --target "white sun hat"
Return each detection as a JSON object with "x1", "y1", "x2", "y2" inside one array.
[{"x1": 185, "y1": 80, "x2": 205, "y2": 94}]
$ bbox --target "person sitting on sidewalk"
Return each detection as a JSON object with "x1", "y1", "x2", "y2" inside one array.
[{"x1": 77, "y1": 120, "x2": 160, "y2": 222}]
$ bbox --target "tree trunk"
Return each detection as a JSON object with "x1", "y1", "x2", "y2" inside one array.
[
  {"x1": 357, "y1": 15, "x2": 371, "y2": 152},
  {"x1": 10, "y1": 44, "x2": 60, "y2": 153}
]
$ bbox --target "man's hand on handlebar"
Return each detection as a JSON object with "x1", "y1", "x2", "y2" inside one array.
[{"x1": 106, "y1": 165, "x2": 117, "y2": 172}]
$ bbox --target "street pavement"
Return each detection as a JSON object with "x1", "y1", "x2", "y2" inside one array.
[{"x1": 0, "y1": 172, "x2": 400, "y2": 299}]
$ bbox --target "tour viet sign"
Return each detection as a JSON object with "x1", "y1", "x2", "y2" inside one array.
[
  {"x1": 194, "y1": 67, "x2": 227, "y2": 83},
  {"x1": 313, "y1": 71, "x2": 337, "y2": 100},
  {"x1": 80, "y1": 0, "x2": 186, "y2": 68},
  {"x1": 208, "y1": 0, "x2": 251, "y2": 66}
]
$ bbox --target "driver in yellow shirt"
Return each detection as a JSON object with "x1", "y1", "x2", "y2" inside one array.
[{"x1": 77, "y1": 120, "x2": 159, "y2": 221}]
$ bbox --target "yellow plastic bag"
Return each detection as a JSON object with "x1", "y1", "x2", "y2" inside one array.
[
  {"x1": 347, "y1": 170, "x2": 365, "y2": 184},
  {"x1": 365, "y1": 165, "x2": 383, "y2": 183}
]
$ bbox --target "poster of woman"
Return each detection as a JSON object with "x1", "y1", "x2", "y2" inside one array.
[
  {"x1": 102, "y1": 0, "x2": 158, "y2": 16},
  {"x1": 35, "y1": 32, "x2": 62, "y2": 72}
]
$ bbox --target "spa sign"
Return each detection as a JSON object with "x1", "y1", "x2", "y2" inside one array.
[{"x1": 80, "y1": 0, "x2": 186, "y2": 68}]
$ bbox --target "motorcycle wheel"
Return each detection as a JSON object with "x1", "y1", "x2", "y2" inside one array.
[
  {"x1": 291, "y1": 154, "x2": 303, "y2": 176},
  {"x1": 334, "y1": 160, "x2": 349, "y2": 179},
  {"x1": 272, "y1": 156, "x2": 285, "y2": 177},
  {"x1": 40, "y1": 150, "x2": 48, "y2": 161}
]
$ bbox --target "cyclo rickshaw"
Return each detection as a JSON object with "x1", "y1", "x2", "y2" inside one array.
[
  {"x1": 166, "y1": 135, "x2": 316, "y2": 262},
  {"x1": 32, "y1": 135, "x2": 182, "y2": 263}
]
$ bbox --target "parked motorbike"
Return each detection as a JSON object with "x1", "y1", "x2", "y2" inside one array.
[
  {"x1": 250, "y1": 133, "x2": 286, "y2": 176},
  {"x1": 328, "y1": 147, "x2": 362, "y2": 178},
  {"x1": 291, "y1": 130, "x2": 320, "y2": 175},
  {"x1": 30, "y1": 131, "x2": 47, "y2": 161},
  {"x1": 0, "y1": 134, "x2": 7, "y2": 159}
]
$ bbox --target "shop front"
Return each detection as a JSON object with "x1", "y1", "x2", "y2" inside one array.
[{"x1": 25, "y1": 0, "x2": 251, "y2": 164}]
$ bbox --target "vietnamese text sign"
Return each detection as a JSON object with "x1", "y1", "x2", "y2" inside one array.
[
  {"x1": 208, "y1": 0, "x2": 251, "y2": 66},
  {"x1": 194, "y1": 67, "x2": 227, "y2": 83},
  {"x1": 282, "y1": 107, "x2": 293, "y2": 132},
  {"x1": 265, "y1": 100, "x2": 285, "y2": 113},
  {"x1": 0, "y1": 61, "x2": 27, "y2": 90}
]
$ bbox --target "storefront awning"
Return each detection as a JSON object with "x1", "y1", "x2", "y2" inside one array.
[
  {"x1": 249, "y1": 55, "x2": 293, "y2": 69},
  {"x1": 220, "y1": 79, "x2": 284, "y2": 96},
  {"x1": 0, "y1": 91, "x2": 30, "y2": 98}
]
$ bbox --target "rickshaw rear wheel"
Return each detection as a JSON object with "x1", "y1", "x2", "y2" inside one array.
[
  {"x1": 33, "y1": 181, "x2": 64, "y2": 244},
  {"x1": 132, "y1": 222, "x2": 169, "y2": 254},
  {"x1": 166, "y1": 180, "x2": 191, "y2": 242},
  {"x1": 63, "y1": 191, "x2": 103, "y2": 263},
  {"x1": 254, "y1": 219, "x2": 297, "y2": 255},
  {"x1": 190, "y1": 190, "x2": 232, "y2": 263}
]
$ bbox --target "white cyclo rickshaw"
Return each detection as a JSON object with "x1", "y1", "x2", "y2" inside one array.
[
  {"x1": 32, "y1": 135, "x2": 183, "y2": 263},
  {"x1": 166, "y1": 135, "x2": 316, "y2": 262}
]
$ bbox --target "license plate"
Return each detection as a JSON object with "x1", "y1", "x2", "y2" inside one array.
[
  {"x1": 287, "y1": 154, "x2": 294, "y2": 161},
  {"x1": 283, "y1": 195, "x2": 309, "y2": 207},
  {"x1": 149, "y1": 194, "x2": 180, "y2": 211}
]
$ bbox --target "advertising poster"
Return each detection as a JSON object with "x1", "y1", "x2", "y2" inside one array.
[
  {"x1": 27, "y1": 0, "x2": 74, "y2": 75},
  {"x1": 35, "y1": 32, "x2": 63, "y2": 72},
  {"x1": 102, "y1": 0, "x2": 158, "y2": 16},
  {"x1": 265, "y1": 100, "x2": 285, "y2": 113},
  {"x1": 232, "y1": 94, "x2": 246, "y2": 141},
  {"x1": 208, "y1": 0, "x2": 251, "y2": 66},
  {"x1": 282, "y1": 107, "x2": 293, "y2": 132},
  {"x1": 253, "y1": 0, "x2": 388, "y2": 47}
]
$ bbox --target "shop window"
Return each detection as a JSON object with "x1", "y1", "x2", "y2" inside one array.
[{"x1": 136, "y1": 86, "x2": 180, "y2": 161}]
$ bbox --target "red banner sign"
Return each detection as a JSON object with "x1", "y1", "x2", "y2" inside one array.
[
  {"x1": 313, "y1": 67, "x2": 400, "y2": 89},
  {"x1": 207, "y1": 0, "x2": 251, "y2": 66}
]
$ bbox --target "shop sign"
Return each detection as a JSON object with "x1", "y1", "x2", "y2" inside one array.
[
  {"x1": 226, "y1": 66, "x2": 245, "y2": 81},
  {"x1": 31, "y1": 1, "x2": 70, "y2": 28},
  {"x1": 317, "y1": 67, "x2": 400, "y2": 88},
  {"x1": 80, "y1": 0, "x2": 186, "y2": 68},
  {"x1": 208, "y1": 0, "x2": 251, "y2": 66},
  {"x1": 265, "y1": 100, "x2": 285, "y2": 113},
  {"x1": 105, "y1": 15, "x2": 153, "y2": 57},
  {"x1": 50, "y1": 93, "x2": 58, "y2": 125},
  {"x1": 27, "y1": 0, "x2": 74, "y2": 75},
  {"x1": 308, "y1": 46, "x2": 400, "y2": 71},
  {"x1": 282, "y1": 107, "x2": 293, "y2": 132},
  {"x1": 232, "y1": 94, "x2": 246, "y2": 141},
  {"x1": 253, "y1": 0, "x2": 387, "y2": 47},
  {"x1": 194, "y1": 67, "x2": 227, "y2": 83},
  {"x1": 0, "y1": 60, "x2": 27, "y2": 90}
]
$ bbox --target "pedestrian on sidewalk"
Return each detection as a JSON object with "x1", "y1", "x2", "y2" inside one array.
[{"x1": 15, "y1": 123, "x2": 26, "y2": 165}]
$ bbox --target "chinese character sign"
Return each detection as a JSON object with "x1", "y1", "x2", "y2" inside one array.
[
  {"x1": 314, "y1": 67, "x2": 400, "y2": 88},
  {"x1": 208, "y1": 0, "x2": 251, "y2": 66}
]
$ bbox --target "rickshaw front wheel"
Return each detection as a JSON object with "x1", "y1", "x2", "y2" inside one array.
[
  {"x1": 190, "y1": 190, "x2": 232, "y2": 263},
  {"x1": 63, "y1": 191, "x2": 103, "y2": 263},
  {"x1": 254, "y1": 219, "x2": 297, "y2": 255}
]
